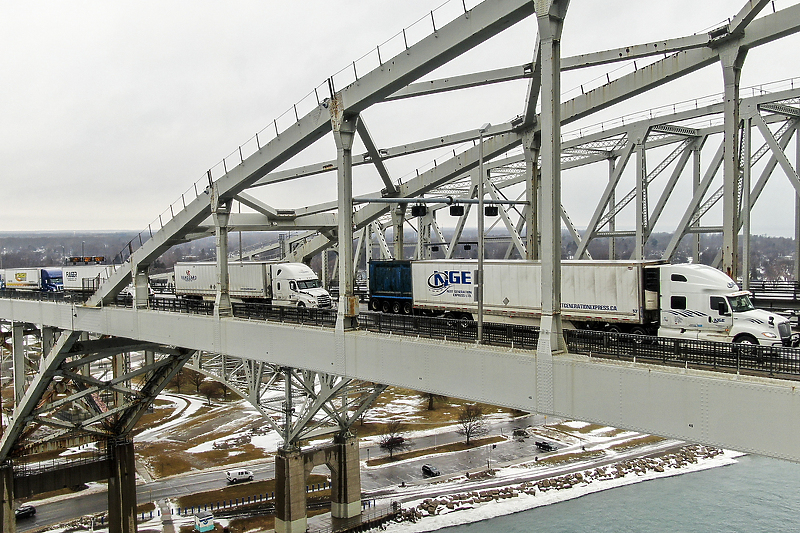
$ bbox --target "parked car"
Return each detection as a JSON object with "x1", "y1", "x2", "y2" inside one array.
[
  {"x1": 226, "y1": 469, "x2": 254, "y2": 483},
  {"x1": 535, "y1": 440, "x2": 558, "y2": 452},
  {"x1": 421, "y1": 464, "x2": 440, "y2": 477},
  {"x1": 15, "y1": 505, "x2": 36, "y2": 519}
]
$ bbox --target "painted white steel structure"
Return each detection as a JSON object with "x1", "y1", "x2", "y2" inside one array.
[
  {"x1": 3, "y1": 298, "x2": 800, "y2": 463},
  {"x1": 4, "y1": 3, "x2": 800, "y2": 529}
]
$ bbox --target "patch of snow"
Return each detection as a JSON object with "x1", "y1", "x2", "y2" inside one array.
[{"x1": 382, "y1": 450, "x2": 740, "y2": 533}]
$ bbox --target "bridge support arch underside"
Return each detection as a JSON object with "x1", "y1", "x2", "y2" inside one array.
[
  {"x1": 4, "y1": 299, "x2": 800, "y2": 462},
  {"x1": 275, "y1": 435, "x2": 361, "y2": 533}
]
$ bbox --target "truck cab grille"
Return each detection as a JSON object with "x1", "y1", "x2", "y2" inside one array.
[{"x1": 317, "y1": 294, "x2": 332, "y2": 308}]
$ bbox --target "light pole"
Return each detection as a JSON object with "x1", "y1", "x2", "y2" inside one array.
[{"x1": 477, "y1": 123, "x2": 491, "y2": 344}]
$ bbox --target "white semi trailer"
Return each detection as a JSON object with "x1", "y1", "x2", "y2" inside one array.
[
  {"x1": 63, "y1": 264, "x2": 117, "y2": 292},
  {"x1": 174, "y1": 261, "x2": 332, "y2": 308},
  {"x1": 369, "y1": 259, "x2": 794, "y2": 346}
]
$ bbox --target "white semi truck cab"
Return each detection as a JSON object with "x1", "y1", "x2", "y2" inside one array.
[
  {"x1": 269, "y1": 263, "x2": 332, "y2": 308},
  {"x1": 656, "y1": 264, "x2": 794, "y2": 346},
  {"x1": 174, "y1": 261, "x2": 332, "y2": 308}
]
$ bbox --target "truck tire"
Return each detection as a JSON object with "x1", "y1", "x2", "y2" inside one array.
[
  {"x1": 392, "y1": 301, "x2": 401, "y2": 314},
  {"x1": 403, "y1": 302, "x2": 413, "y2": 315},
  {"x1": 370, "y1": 299, "x2": 381, "y2": 311},
  {"x1": 381, "y1": 300, "x2": 391, "y2": 313}
]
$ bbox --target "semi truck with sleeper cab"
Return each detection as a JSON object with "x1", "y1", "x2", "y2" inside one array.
[
  {"x1": 368, "y1": 259, "x2": 794, "y2": 346},
  {"x1": 3, "y1": 268, "x2": 63, "y2": 292},
  {"x1": 174, "y1": 261, "x2": 332, "y2": 308}
]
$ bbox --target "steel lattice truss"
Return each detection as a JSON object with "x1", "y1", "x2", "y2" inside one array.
[
  {"x1": 186, "y1": 352, "x2": 386, "y2": 446},
  {"x1": 4, "y1": 0, "x2": 800, "y2": 462},
  {"x1": 0, "y1": 330, "x2": 193, "y2": 459}
]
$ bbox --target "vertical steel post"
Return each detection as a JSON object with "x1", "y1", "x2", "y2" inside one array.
[
  {"x1": 535, "y1": 0, "x2": 568, "y2": 359},
  {"x1": 720, "y1": 45, "x2": 747, "y2": 279},
  {"x1": 607, "y1": 157, "x2": 616, "y2": 260},
  {"x1": 331, "y1": 98, "x2": 359, "y2": 331},
  {"x1": 477, "y1": 123, "x2": 491, "y2": 343},
  {"x1": 211, "y1": 185, "x2": 232, "y2": 318},
  {"x1": 523, "y1": 132, "x2": 540, "y2": 260},
  {"x1": 742, "y1": 116, "x2": 752, "y2": 289},
  {"x1": 692, "y1": 143, "x2": 702, "y2": 263},
  {"x1": 634, "y1": 137, "x2": 647, "y2": 260}
]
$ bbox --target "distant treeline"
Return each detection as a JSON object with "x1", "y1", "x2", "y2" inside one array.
[{"x1": 0, "y1": 231, "x2": 795, "y2": 280}]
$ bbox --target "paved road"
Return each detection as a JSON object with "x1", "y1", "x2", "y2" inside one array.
[{"x1": 18, "y1": 415, "x2": 551, "y2": 531}]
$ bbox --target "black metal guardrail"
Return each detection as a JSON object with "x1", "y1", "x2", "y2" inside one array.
[
  {"x1": 3, "y1": 290, "x2": 799, "y2": 378},
  {"x1": 747, "y1": 280, "x2": 800, "y2": 300},
  {"x1": 358, "y1": 313, "x2": 800, "y2": 378},
  {"x1": 12, "y1": 450, "x2": 110, "y2": 478}
]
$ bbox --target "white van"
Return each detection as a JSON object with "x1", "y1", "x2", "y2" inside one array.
[{"x1": 226, "y1": 469, "x2": 254, "y2": 483}]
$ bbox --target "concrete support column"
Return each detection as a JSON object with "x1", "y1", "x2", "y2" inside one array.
[
  {"x1": 607, "y1": 157, "x2": 616, "y2": 260},
  {"x1": 107, "y1": 440, "x2": 137, "y2": 533},
  {"x1": 132, "y1": 264, "x2": 149, "y2": 309},
  {"x1": 330, "y1": 434, "x2": 361, "y2": 519},
  {"x1": 12, "y1": 322, "x2": 24, "y2": 407},
  {"x1": 523, "y1": 131, "x2": 540, "y2": 260},
  {"x1": 720, "y1": 44, "x2": 747, "y2": 279},
  {"x1": 274, "y1": 448, "x2": 308, "y2": 533},
  {"x1": 332, "y1": 102, "x2": 359, "y2": 331},
  {"x1": 634, "y1": 136, "x2": 647, "y2": 260},
  {"x1": 392, "y1": 205, "x2": 406, "y2": 260},
  {"x1": 535, "y1": 0, "x2": 569, "y2": 380},
  {"x1": 211, "y1": 186, "x2": 233, "y2": 318},
  {"x1": 1, "y1": 465, "x2": 14, "y2": 533}
]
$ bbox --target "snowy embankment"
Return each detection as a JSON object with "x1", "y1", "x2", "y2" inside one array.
[{"x1": 381, "y1": 445, "x2": 740, "y2": 533}]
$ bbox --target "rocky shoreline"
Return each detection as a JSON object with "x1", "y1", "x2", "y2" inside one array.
[{"x1": 393, "y1": 444, "x2": 726, "y2": 528}]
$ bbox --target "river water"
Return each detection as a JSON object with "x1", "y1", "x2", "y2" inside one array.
[{"x1": 439, "y1": 455, "x2": 800, "y2": 533}]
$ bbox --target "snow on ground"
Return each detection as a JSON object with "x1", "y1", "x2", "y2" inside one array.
[
  {"x1": 136, "y1": 393, "x2": 207, "y2": 442},
  {"x1": 381, "y1": 449, "x2": 743, "y2": 533}
]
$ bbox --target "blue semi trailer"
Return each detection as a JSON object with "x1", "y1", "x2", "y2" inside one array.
[{"x1": 368, "y1": 260, "x2": 414, "y2": 314}]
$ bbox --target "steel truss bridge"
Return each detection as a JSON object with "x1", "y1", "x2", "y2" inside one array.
[{"x1": 4, "y1": 1, "x2": 800, "y2": 531}]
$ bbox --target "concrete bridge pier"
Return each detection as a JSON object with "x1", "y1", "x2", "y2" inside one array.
[
  {"x1": 1, "y1": 465, "x2": 14, "y2": 533},
  {"x1": 107, "y1": 439, "x2": 137, "y2": 533},
  {"x1": 274, "y1": 434, "x2": 362, "y2": 533}
]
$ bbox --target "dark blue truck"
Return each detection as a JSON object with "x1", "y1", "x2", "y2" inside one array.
[{"x1": 368, "y1": 260, "x2": 414, "y2": 314}]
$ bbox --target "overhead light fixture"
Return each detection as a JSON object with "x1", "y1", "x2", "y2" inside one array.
[
  {"x1": 485, "y1": 205, "x2": 499, "y2": 217},
  {"x1": 411, "y1": 204, "x2": 427, "y2": 217},
  {"x1": 449, "y1": 205, "x2": 465, "y2": 216}
]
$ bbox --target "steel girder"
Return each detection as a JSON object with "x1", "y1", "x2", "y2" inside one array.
[
  {"x1": 185, "y1": 352, "x2": 386, "y2": 446},
  {"x1": 0, "y1": 330, "x2": 193, "y2": 462}
]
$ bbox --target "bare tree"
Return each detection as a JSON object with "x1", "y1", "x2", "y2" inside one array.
[
  {"x1": 419, "y1": 392, "x2": 446, "y2": 411},
  {"x1": 457, "y1": 404, "x2": 488, "y2": 445},
  {"x1": 199, "y1": 381, "x2": 224, "y2": 405},
  {"x1": 379, "y1": 420, "x2": 410, "y2": 459},
  {"x1": 171, "y1": 368, "x2": 186, "y2": 393},
  {"x1": 185, "y1": 369, "x2": 206, "y2": 393}
]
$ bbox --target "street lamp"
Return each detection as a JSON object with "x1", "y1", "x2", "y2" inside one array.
[{"x1": 477, "y1": 123, "x2": 491, "y2": 344}]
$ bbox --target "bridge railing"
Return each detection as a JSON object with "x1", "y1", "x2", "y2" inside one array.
[{"x1": 3, "y1": 291, "x2": 799, "y2": 378}]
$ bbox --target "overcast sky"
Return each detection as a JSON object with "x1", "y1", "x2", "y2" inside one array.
[{"x1": 2, "y1": 0, "x2": 799, "y2": 238}]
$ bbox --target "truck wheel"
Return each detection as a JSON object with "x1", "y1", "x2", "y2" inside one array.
[
  {"x1": 381, "y1": 300, "x2": 391, "y2": 313},
  {"x1": 297, "y1": 302, "x2": 305, "y2": 308},
  {"x1": 370, "y1": 299, "x2": 381, "y2": 311},
  {"x1": 734, "y1": 334, "x2": 759, "y2": 359},
  {"x1": 734, "y1": 334, "x2": 758, "y2": 345},
  {"x1": 392, "y1": 301, "x2": 401, "y2": 314},
  {"x1": 403, "y1": 302, "x2": 413, "y2": 315}
]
